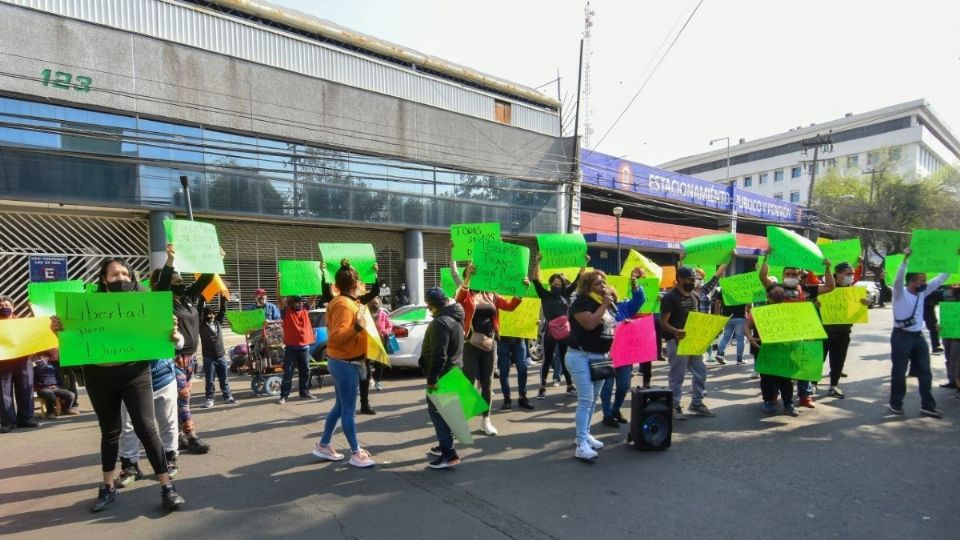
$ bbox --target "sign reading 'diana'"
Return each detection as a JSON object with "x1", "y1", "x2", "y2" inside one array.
[{"x1": 580, "y1": 150, "x2": 801, "y2": 223}]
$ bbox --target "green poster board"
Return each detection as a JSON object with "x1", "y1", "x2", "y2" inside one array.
[
  {"x1": 451, "y1": 223, "x2": 501, "y2": 260},
  {"x1": 536, "y1": 233, "x2": 587, "y2": 269},
  {"x1": 54, "y1": 291, "x2": 175, "y2": 366},
  {"x1": 164, "y1": 220, "x2": 225, "y2": 274},
  {"x1": 720, "y1": 272, "x2": 766, "y2": 306},
  {"x1": 908, "y1": 229, "x2": 960, "y2": 273},
  {"x1": 939, "y1": 302, "x2": 960, "y2": 339},
  {"x1": 435, "y1": 366, "x2": 489, "y2": 418},
  {"x1": 469, "y1": 239, "x2": 530, "y2": 297},
  {"x1": 820, "y1": 238, "x2": 861, "y2": 270},
  {"x1": 28, "y1": 280, "x2": 85, "y2": 316},
  {"x1": 682, "y1": 233, "x2": 735, "y2": 267},
  {"x1": 277, "y1": 260, "x2": 323, "y2": 296},
  {"x1": 756, "y1": 341, "x2": 824, "y2": 381},
  {"x1": 318, "y1": 243, "x2": 377, "y2": 283},
  {"x1": 225, "y1": 309, "x2": 266, "y2": 334},
  {"x1": 766, "y1": 226, "x2": 824, "y2": 270}
]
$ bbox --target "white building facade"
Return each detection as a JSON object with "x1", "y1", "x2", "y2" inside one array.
[{"x1": 659, "y1": 100, "x2": 960, "y2": 206}]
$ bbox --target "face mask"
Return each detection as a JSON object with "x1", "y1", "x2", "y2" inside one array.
[
  {"x1": 840, "y1": 275, "x2": 854, "y2": 286},
  {"x1": 914, "y1": 284, "x2": 927, "y2": 293},
  {"x1": 551, "y1": 286, "x2": 562, "y2": 295},
  {"x1": 370, "y1": 305, "x2": 380, "y2": 313},
  {"x1": 681, "y1": 282, "x2": 695, "y2": 293},
  {"x1": 783, "y1": 278, "x2": 799, "y2": 288},
  {"x1": 171, "y1": 284, "x2": 188, "y2": 297},
  {"x1": 105, "y1": 280, "x2": 135, "y2": 293},
  {"x1": 0, "y1": 307, "x2": 12, "y2": 318},
  {"x1": 695, "y1": 280, "x2": 703, "y2": 288}
]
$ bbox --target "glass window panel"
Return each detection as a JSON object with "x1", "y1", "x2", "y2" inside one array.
[
  {"x1": 137, "y1": 119, "x2": 203, "y2": 163},
  {"x1": 138, "y1": 166, "x2": 205, "y2": 209},
  {"x1": 258, "y1": 138, "x2": 294, "y2": 180},
  {"x1": 203, "y1": 129, "x2": 258, "y2": 170}
]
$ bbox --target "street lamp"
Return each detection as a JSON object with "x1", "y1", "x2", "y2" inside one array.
[
  {"x1": 613, "y1": 206, "x2": 623, "y2": 271},
  {"x1": 710, "y1": 136, "x2": 737, "y2": 236}
]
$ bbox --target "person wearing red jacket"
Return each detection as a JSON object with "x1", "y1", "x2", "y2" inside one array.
[{"x1": 455, "y1": 261, "x2": 526, "y2": 437}]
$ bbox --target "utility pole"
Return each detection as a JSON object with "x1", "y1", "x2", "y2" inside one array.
[
  {"x1": 566, "y1": 38, "x2": 584, "y2": 234},
  {"x1": 861, "y1": 166, "x2": 883, "y2": 204},
  {"x1": 801, "y1": 134, "x2": 833, "y2": 238}
]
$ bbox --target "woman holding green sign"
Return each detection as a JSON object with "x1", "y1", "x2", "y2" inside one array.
[
  {"x1": 51, "y1": 258, "x2": 186, "y2": 512},
  {"x1": 745, "y1": 283, "x2": 800, "y2": 417},
  {"x1": 531, "y1": 253, "x2": 582, "y2": 398},
  {"x1": 455, "y1": 262, "x2": 525, "y2": 437}
]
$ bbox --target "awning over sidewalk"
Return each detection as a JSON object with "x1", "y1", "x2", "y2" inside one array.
[{"x1": 581, "y1": 212, "x2": 767, "y2": 256}]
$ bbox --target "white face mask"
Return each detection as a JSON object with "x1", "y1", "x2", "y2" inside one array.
[
  {"x1": 840, "y1": 275, "x2": 854, "y2": 286},
  {"x1": 783, "y1": 278, "x2": 799, "y2": 288}
]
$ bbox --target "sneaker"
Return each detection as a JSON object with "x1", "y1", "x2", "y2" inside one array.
[
  {"x1": 1, "y1": 424, "x2": 12, "y2": 433},
  {"x1": 762, "y1": 401, "x2": 776, "y2": 414},
  {"x1": 66, "y1": 408, "x2": 81, "y2": 416},
  {"x1": 114, "y1": 459, "x2": 143, "y2": 488},
  {"x1": 186, "y1": 437, "x2": 210, "y2": 454},
  {"x1": 16, "y1": 419, "x2": 39, "y2": 428},
  {"x1": 736, "y1": 357, "x2": 745, "y2": 365},
  {"x1": 750, "y1": 372, "x2": 760, "y2": 380},
  {"x1": 359, "y1": 406, "x2": 377, "y2": 415},
  {"x1": 501, "y1": 398, "x2": 512, "y2": 411},
  {"x1": 480, "y1": 417, "x2": 498, "y2": 436},
  {"x1": 920, "y1": 407, "x2": 945, "y2": 419},
  {"x1": 428, "y1": 452, "x2": 461, "y2": 469},
  {"x1": 931, "y1": 348, "x2": 944, "y2": 355},
  {"x1": 798, "y1": 397, "x2": 816, "y2": 409},
  {"x1": 566, "y1": 386, "x2": 577, "y2": 397},
  {"x1": 840, "y1": 372, "x2": 849, "y2": 378},
  {"x1": 278, "y1": 397, "x2": 287, "y2": 405},
  {"x1": 165, "y1": 451, "x2": 179, "y2": 479},
  {"x1": 614, "y1": 412, "x2": 628, "y2": 424},
  {"x1": 427, "y1": 446, "x2": 444, "y2": 457},
  {"x1": 312, "y1": 442, "x2": 345, "y2": 461},
  {"x1": 715, "y1": 355, "x2": 726, "y2": 365},
  {"x1": 349, "y1": 449, "x2": 375, "y2": 468},
  {"x1": 586, "y1": 434, "x2": 604, "y2": 450},
  {"x1": 178, "y1": 433, "x2": 189, "y2": 451},
  {"x1": 91, "y1": 484, "x2": 117, "y2": 513},
  {"x1": 887, "y1": 404, "x2": 904, "y2": 415},
  {"x1": 518, "y1": 397, "x2": 534, "y2": 410},
  {"x1": 161, "y1": 483, "x2": 185, "y2": 510},
  {"x1": 575, "y1": 442, "x2": 598, "y2": 460},
  {"x1": 602, "y1": 416, "x2": 620, "y2": 428},
  {"x1": 673, "y1": 406, "x2": 686, "y2": 420},
  {"x1": 940, "y1": 382, "x2": 958, "y2": 389},
  {"x1": 225, "y1": 396, "x2": 236, "y2": 404},
  {"x1": 552, "y1": 380, "x2": 561, "y2": 387},
  {"x1": 536, "y1": 388, "x2": 546, "y2": 400},
  {"x1": 784, "y1": 404, "x2": 800, "y2": 417},
  {"x1": 829, "y1": 386, "x2": 845, "y2": 398},
  {"x1": 45, "y1": 412, "x2": 58, "y2": 420},
  {"x1": 374, "y1": 381, "x2": 383, "y2": 391},
  {"x1": 300, "y1": 393, "x2": 318, "y2": 400},
  {"x1": 688, "y1": 403, "x2": 715, "y2": 417},
  {"x1": 202, "y1": 399, "x2": 214, "y2": 409},
  {"x1": 706, "y1": 356, "x2": 717, "y2": 364}
]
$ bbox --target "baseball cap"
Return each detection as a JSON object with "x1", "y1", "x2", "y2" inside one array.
[
  {"x1": 255, "y1": 288, "x2": 267, "y2": 296},
  {"x1": 425, "y1": 287, "x2": 448, "y2": 308},
  {"x1": 677, "y1": 266, "x2": 697, "y2": 279}
]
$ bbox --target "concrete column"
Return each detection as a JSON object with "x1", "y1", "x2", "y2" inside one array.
[
  {"x1": 404, "y1": 229, "x2": 425, "y2": 305},
  {"x1": 149, "y1": 211, "x2": 175, "y2": 271}
]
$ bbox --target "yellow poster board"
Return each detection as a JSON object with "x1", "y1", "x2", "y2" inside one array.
[
  {"x1": 0, "y1": 317, "x2": 59, "y2": 361},
  {"x1": 819, "y1": 287, "x2": 868, "y2": 325},
  {"x1": 498, "y1": 297, "x2": 542, "y2": 340},
  {"x1": 676, "y1": 312, "x2": 730, "y2": 355}
]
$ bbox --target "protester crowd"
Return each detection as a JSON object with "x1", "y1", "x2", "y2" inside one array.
[{"x1": 2, "y1": 226, "x2": 959, "y2": 516}]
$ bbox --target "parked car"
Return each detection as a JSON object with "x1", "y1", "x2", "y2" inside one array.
[
  {"x1": 388, "y1": 304, "x2": 433, "y2": 369},
  {"x1": 854, "y1": 281, "x2": 880, "y2": 308}
]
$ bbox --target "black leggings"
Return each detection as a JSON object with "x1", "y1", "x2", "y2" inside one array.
[
  {"x1": 760, "y1": 374, "x2": 794, "y2": 404},
  {"x1": 637, "y1": 362, "x2": 652, "y2": 387},
  {"x1": 540, "y1": 335, "x2": 572, "y2": 386},
  {"x1": 83, "y1": 363, "x2": 167, "y2": 475},
  {"x1": 824, "y1": 330, "x2": 851, "y2": 387},
  {"x1": 462, "y1": 342, "x2": 495, "y2": 418},
  {"x1": 358, "y1": 360, "x2": 383, "y2": 408}
]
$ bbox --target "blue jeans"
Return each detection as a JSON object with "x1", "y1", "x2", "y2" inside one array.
[
  {"x1": 890, "y1": 329, "x2": 936, "y2": 410},
  {"x1": 203, "y1": 355, "x2": 232, "y2": 400},
  {"x1": 427, "y1": 396, "x2": 455, "y2": 455},
  {"x1": 320, "y1": 358, "x2": 362, "y2": 452},
  {"x1": 717, "y1": 318, "x2": 746, "y2": 359},
  {"x1": 600, "y1": 365, "x2": 632, "y2": 418},
  {"x1": 564, "y1": 348, "x2": 606, "y2": 446},
  {"x1": 497, "y1": 339, "x2": 528, "y2": 399},
  {"x1": 281, "y1": 346, "x2": 310, "y2": 398}
]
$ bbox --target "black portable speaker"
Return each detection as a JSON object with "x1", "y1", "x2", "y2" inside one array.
[{"x1": 629, "y1": 388, "x2": 673, "y2": 451}]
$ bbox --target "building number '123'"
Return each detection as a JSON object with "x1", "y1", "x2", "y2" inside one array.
[{"x1": 40, "y1": 69, "x2": 91, "y2": 93}]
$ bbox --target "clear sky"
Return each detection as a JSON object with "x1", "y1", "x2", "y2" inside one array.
[{"x1": 278, "y1": 0, "x2": 960, "y2": 166}]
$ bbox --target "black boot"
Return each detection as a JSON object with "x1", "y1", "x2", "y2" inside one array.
[
  {"x1": 517, "y1": 395, "x2": 534, "y2": 410},
  {"x1": 501, "y1": 398, "x2": 512, "y2": 410},
  {"x1": 161, "y1": 483, "x2": 185, "y2": 510}
]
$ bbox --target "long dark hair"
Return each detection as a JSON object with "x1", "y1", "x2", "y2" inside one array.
[
  {"x1": 334, "y1": 260, "x2": 360, "y2": 296},
  {"x1": 96, "y1": 258, "x2": 144, "y2": 293},
  {"x1": 547, "y1": 273, "x2": 570, "y2": 289}
]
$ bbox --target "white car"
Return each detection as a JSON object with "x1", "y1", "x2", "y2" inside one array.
[
  {"x1": 387, "y1": 304, "x2": 433, "y2": 368},
  {"x1": 854, "y1": 281, "x2": 880, "y2": 308}
]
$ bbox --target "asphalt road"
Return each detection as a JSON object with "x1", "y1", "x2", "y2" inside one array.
[{"x1": 2, "y1": 308, "x2": 958, "y2": 539}]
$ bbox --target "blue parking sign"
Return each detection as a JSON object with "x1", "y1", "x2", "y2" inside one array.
[{"x1": 30, "y1": 255, "x2": 68, "y2": 282}]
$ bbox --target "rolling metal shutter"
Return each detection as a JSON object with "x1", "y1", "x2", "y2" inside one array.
[{"x1": 0, "y1": 210, "x2": 150, "y2": 316}]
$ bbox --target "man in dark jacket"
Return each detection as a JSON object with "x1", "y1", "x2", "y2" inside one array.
[{"x1": 419, "y1": 288, "x2": 465, "y2": 469}]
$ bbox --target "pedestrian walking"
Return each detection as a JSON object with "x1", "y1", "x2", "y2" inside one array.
[{"x1": 420, "y1": 288, "x2": 466, "y2": 469}]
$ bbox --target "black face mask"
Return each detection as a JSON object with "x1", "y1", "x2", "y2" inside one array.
[
  {"x1": 0, "y1": 307, "x2": 13, "y2": 318},
  {"x1": 681, "y1": 282, "x2": 695, "y2": 293},
  {"x1": 290, "y1": 303, "x2": 304, "y2": 312},
  {"x1": 105, "y1": 280, "x2": 135, "y2": 293},
  {"x1": 171, "y1": 284, "x2": 188, "y2": 297},
  {"x1": 551, "y1": 286, "x2": 562, "y2": 295}
]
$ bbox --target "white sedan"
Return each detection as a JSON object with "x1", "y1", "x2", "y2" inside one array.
[{"x1": 387, "y1": 304, "x2": 433, "y2": 368}]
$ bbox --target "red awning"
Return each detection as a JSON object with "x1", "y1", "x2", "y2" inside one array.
[{"x1": 581, "y1": 212, "x2": 768, "y2": 251}]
